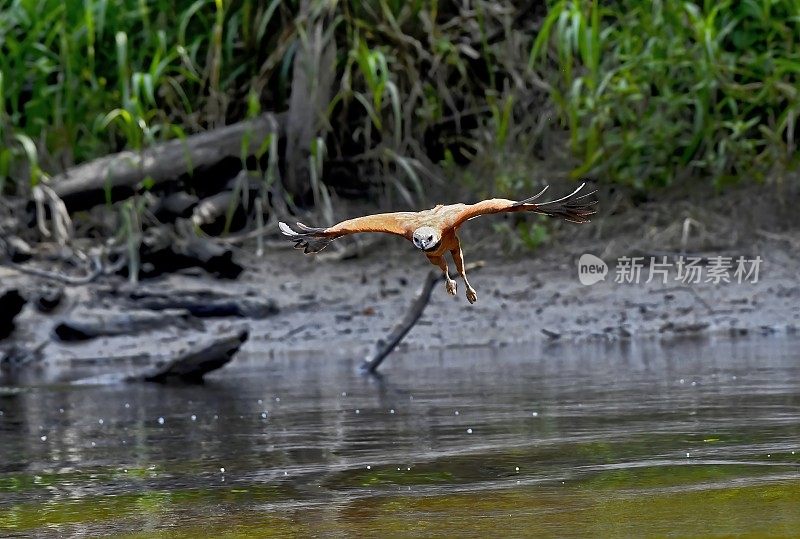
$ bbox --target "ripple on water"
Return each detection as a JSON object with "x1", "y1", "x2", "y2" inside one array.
[{"x1": 1, "y1": 337, "x2": 799, "y2": 536}]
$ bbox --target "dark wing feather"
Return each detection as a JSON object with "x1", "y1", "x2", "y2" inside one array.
[
  {"x1": 514, "y1": 182, "x2": 598, "y2": 223},
  {"x1": 451, "y1": 183, "x2": 597, "y2": 227},
  {"x1": 278, "y1": 222, "x2": 333, "y2": 253}
]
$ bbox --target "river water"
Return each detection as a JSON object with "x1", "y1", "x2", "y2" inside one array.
[{"x1": 1, "y1": 336, "x2": 799, "y2": 537}]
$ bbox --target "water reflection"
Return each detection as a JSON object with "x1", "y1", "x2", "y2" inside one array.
[{"x1": 1, "y1": 336, "x2": 799, "y2": 536}]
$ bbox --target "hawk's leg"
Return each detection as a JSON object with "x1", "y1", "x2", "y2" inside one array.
[
  {"x1": 451, "y1": 244, "x2": 477, "y2": 304},
  {"x1": 427, "y1": 255, "x2": 457, "y2": 296}
]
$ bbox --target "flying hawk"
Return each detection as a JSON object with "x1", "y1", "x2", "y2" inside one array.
[{"x1": 280, "y1": 183, "x2": 597, "y2": 303}]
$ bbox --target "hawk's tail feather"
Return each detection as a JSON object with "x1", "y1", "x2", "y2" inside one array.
[
  {"x1": 515, "y1": 182, "x2": 598, "y2": 224},
  {"x1": 278, "y1": 221, "x2": 336, "y2": 254}
]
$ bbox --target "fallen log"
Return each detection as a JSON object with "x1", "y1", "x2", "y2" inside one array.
[
  {"x1": 132, "y1": 329, "x2": 249, "y2": 384},
  {"x1": 191, "y1": 190, "x2": 250, "y2": 236},
  {"x1": 54, "y1": 308, "x2": 197, "y2": 342},
  {"x1": 5, "y1": 254, "x2": 108, "y2": 285},
  {"x1": 52, "y1": 113, "x2": 284, "y2": 212},
  {"x1": 125, "y1": 290, "x2": 279, "y2": 318},
  {"x1": 0, "y1": 289, "x2": 27, "y2": 340},
  {"x1": 191, "y1": 171, "x2": 267, "y2": 234},
  {"x1": 70, "y1": 329, "x2": 249, "y2": 385}
]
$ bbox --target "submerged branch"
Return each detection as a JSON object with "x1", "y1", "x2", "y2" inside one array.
[{"x1": 362, "y1": 261, "x2": 484, "y2": 374}]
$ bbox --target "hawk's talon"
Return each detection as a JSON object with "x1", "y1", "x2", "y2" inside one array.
[
  {"x1": 466, "y1": 287, "x2": 477, "y2": 304},
  {"x1": 445, "y1": 279, "x2": 457, "y2": 296}
]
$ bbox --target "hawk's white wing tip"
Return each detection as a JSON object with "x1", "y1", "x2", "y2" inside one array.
[{"x1": 278, "y1": 221, "x2": 297, "y2": 236}]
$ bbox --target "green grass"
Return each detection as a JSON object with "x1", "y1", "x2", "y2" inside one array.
[
  {"x1": 531, "y1": 0, "x2": 800, "y2": 189},
  {"x1": 0, "y1": 1, "x2": 797, "y2": 202},
  {"x1": 0, "y1": 0, "x2": 293, "y2": 191}
]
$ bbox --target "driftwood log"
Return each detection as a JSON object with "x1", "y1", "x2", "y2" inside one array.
[
  {"x1": 190, "y1": 171, "x2": 265, "y2": 235},
  {"x1": 52, "y1": 113, "x2": 284, "y2": 212},
  {"x1": 0, "y1": 289, "x2": 27, "y2": 340},
  {"x1": 54, "y1": 308, "x2": 197, "y2": 342},
  {"x1": 131, "y1": 329, "x2": 249, "y2": 384},
  {"x1": 69, "y1": 329, "x2": 249, "y2": 385}
]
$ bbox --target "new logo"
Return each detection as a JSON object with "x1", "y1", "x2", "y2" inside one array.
[{"x1": 578, "y1": 253, "x2": 608, "y2": 285}]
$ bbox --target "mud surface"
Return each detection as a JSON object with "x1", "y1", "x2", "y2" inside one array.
[{"x1": 1, "y1": 224, "x2": 798, "y2": 384}]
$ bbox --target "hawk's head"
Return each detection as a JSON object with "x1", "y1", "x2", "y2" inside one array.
[{"x1": 412, "y1": 226, "x2": 441, "y2": 252}]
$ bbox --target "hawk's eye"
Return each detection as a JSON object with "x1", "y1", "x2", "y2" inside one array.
[{"x1": 427, "y1": 235, "x2": 433, "y2": 241}]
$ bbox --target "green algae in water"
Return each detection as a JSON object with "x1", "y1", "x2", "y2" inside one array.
[{"x1": 5, "y1": 474, "x2": 796, "y2": 538}]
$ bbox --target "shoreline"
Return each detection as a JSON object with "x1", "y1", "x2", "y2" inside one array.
[{"x1": 2, "y1": 231, "x2": 798, "y2": 384}]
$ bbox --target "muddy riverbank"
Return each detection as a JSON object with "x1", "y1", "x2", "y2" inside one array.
[
  {"x1": 2, "y1": 215, "x2": 798, "y2": 384},
  {"x1": 2, "y1": 181, "x2": 798, "y2": 383}
]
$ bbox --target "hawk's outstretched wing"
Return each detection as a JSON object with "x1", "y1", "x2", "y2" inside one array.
[
  {"x1": 279, "y1": 212, "x2": 416, "y2": 253},
  {"x1": 450, "y1": 183, "x2": 597, "y2": 228}
]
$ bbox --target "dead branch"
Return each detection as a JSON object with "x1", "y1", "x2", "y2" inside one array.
[
  {"x1": 3, "y1": 251, "x2": 126, "y2": 285},
  {"x1": 361, "y1": 261, "x2": 485, "y2": 373},
  {"x1": 33, "y1": 184, "x2": 74, "y2": 244},
  {"x1": 1, "y1": 236, "x2": 33, "y2": 262}
]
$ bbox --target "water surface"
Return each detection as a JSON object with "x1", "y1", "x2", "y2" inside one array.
[{"x1": 1, "y1": 337, "x2": 799, "y2": 537}]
